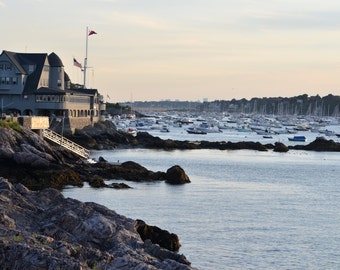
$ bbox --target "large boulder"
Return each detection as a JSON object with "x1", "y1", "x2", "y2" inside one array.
[
  {"x1": 92, "y1": 160, "x2": 166, "y2": 182},
  {"x1": 0, "y1": 127, "x2": 64, "y2": 165},
  {"x1": 273, "y1": 142, "x2": 289, "y2": 152},
  {"x1": 13, "y1": 152, "x2": 50, "y2": 168},
  {"x1": 299, "y1": 137, "x2": 340, "y2": 151},
  {"x1": 165, "y1": 165, "x2": 191, "y2": 185},
  {"x1": 136, "y1": 219, "x2": 182, "y2": 252}
]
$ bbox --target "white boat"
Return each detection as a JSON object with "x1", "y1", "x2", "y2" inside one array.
[
  {"x1": 160, "y1": 125, "x2": 170, "y2": 132},
  {"x1": 186, "y1": 127, "x2": 207, "y2": 134},
  {"x1": 122, "y1": 127, "x2": 137, "y2": 137},
  {"x1": 236, "y1": 126, "x2": 252, "y2": 133},
  {"x1": 319, "y1": 129, "x2": 336, "y2": 136},
  {"x1": 197, "y1": 122, "x2": 222, "y2": 133},
  {"x1": 254, "y1": 128, "x2": 274, "y2": 136}
]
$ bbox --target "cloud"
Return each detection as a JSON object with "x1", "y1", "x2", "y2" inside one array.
[
  {"x1": 241, "y1": 3, "x2": 340, "y2": 31},
  {"x1": 0, "y1": 1, "x2": 6, "y2": 7},
  {"x1": 107, "y1": 11, "x2": 172, "y2": 30}
]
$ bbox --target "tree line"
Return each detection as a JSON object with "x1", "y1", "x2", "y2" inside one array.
[{"x1": 116, "y1": 94, "x2": 340, "y2": 117}]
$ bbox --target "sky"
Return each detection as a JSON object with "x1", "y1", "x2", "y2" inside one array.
[{"x1": 1, "y1": 0, "x2": 340, "y2": 102}]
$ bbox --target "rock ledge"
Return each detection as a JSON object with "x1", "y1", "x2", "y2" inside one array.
[{"x1": 0, "y1": 178, "x2": 195, "y2": 270}]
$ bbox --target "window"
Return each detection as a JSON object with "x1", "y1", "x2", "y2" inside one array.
[
  {"x1": 0, "y1": 62, "x2": 11, "y2": 70},
  {"x1": 6, "y1": 77, "x2": 10, "y2": 84},
  {"x1": 29, "y1": 65, "x2": 35, "y2": 72},
  {"x1": 12, "y1": 77, "x2": 17, "y2": 84},
  {"x1": 57, "y1": 79, "x2": 61, "y2": 87}
]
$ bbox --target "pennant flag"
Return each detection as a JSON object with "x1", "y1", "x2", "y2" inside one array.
[
  {"x1": 73, "y1": 58, "x2": 82, "y2": 69},
  {"x1": 88, "y1": 30, "x2": 97, "y2": 36}
]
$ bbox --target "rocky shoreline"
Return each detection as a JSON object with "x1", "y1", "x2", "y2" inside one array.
[
  {"x1": 0, "y1": 124, "x2": 196, "y2": 269},
  {"x1": 0, "y1": 178, "x2": 193, "y2": 269},
  {"x1": 68, "y1": 121, "x2": 340, "y2": 152},
  {"x1": 1, "y1": 121, "x2": 340, "y2": 269}
]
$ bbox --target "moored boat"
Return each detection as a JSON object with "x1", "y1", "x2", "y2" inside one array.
[
  {"x1": 288, "y1": 135, "x2": 306, "y2": 142},
  {"x1": 263, "y1": 135, "x2": 273, "y2": 139},
  {"x1": 186, "y1": 127, "x2": 207, "y2": 134}
]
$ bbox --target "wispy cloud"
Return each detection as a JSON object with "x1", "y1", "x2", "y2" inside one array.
[
  {"x1": 0, "y1": 1, "x2": 6, "y2": 8},
  {"x1": 242, "y1": 3, "x2": 340, "y2": 31},
  {"x1": 107, "y1": 11, "x2": 172, "y2": 30}
]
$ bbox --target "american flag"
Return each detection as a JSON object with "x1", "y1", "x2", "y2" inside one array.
[{"x1": 73, "y1": 58, "x2": 82, "y2": 69}]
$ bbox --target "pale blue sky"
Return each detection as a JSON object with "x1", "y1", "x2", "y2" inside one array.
[{"x1": 1, "y1": 0, "x2": 340, "y2": 102}]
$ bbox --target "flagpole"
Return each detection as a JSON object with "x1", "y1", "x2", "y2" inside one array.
[{"x1": 84, "y1": 26, "x2": 88, "y2": 89}]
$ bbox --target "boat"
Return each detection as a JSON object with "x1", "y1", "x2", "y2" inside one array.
[
  {"x1": 197, "y1": 122, "x2": 222, "y2": 133},
  {"x1": 160, "y1": 125, "x2": 170, "y2": 132},
  {"x1": 186, "y1": 127, "x2": 207, "y2": 134},
  {"x1": 255, "y1": 128, "x2": 274, "y2": 136},
  {"x1": 263, "y1": 135, "x2": 273, "y2": 139},
  {"x1": 288, "y1": 135, "x2": 306, "y2": 142},
  {"x1": 120, "y1": 127, "x2": 137, "y2": 137},
  {"x1": 236, "y1": 126, "x2": 252, "y2": 133},
  {"x1": 319, "y1": 129, "x2": 336, "y2": 136}
]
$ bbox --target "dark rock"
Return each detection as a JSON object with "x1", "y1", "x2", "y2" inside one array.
[
  {"x1": 165, "y1": 165, "x2": 191, "y2": 185},
  {"x1": 292, "y1": 137, "x2": 340, "y2": 151},
  {"x1": 98, "y1": 156, "x2": 107, "y2": 162},
  {"x1": 136, "y1": 219, "x2": 182, "y2": 252},
  {"x1": 273, "y1": 142, "x2": 289, "y2": 152},
  {"x1": 88, "y1": 176, "x2": 106, "y2": 188},
  {"x1": 92, "y1": 161, "x2": 166, "y2": 182},
  {"x1": 67, "y1": 121, "x2": 132, "y2": 150},
  {"x1": 13, "y1": 152, "x2": 50, "y2": 168},
  {"x1": 17, "y1": 169, "x2": 84, "y2": 191},
  {"x1": 0, "y1": 126, "x2": 64, "y2": 165},
  {"x1": 0, "y1": 178, "x2": 195, "y2": 270},
  {"x1": 109, "y1": 182, "x2": 132, "y2": 189}
]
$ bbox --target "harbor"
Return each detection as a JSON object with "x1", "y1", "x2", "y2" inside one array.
[{"x1": 109, "y1": 112, "x2": 340, "y2": 146}]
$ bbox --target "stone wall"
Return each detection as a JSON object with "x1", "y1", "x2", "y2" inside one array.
[
  {"x1": 18, "y1": 116, "x2": 49, "y2": 130},
  {"x1": 67, "y1": 117, "x2": 93, "y2": 134},
  {"x1": 48, "y1": 116, "x2": 104, "y2": 135}
]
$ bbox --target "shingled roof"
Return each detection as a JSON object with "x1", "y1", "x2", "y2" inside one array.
[
  {"x1": 48, "y1": 52, "x2": 64, "y2": 67},
  {"x1": 3, "y1": 51, "x2": 48, "y2": 94}
]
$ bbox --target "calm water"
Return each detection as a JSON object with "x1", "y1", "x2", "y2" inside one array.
[{"x1": 63, "y1": 147, "x2": 340, "y2": 270}]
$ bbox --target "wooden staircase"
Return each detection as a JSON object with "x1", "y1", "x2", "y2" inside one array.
[{"x1": 42, "y1": 129, "x2": 90, "y2": 159}]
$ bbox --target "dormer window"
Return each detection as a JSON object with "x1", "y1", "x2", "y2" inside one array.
[
  {"x1": 57, "y1": 79, "x2": 61, "y2": 87},
  {"x1": 29, "y1": 65, "x2": 35, "y2": 72}
]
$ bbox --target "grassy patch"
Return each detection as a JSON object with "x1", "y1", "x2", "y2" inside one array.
[{"x1": 0, "y1": 119, "x2": 22, "y2": 131}]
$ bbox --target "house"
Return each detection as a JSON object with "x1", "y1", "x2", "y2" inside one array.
[{"x1": 0, "y1": 50, "x2": 106, "y2": 134}]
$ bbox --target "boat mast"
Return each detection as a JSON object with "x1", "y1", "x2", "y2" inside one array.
[{"x1": 83, "y1": 26, "x2": 89, "y2": 88}]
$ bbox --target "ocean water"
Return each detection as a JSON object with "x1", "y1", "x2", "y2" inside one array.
[{"x1": 63, "y1": 147, "x2": 340, "y2": 270}]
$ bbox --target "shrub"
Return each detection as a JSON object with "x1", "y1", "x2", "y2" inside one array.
[{"x1": 0, "y1": 119, "x2": 22, "y2": 131}]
